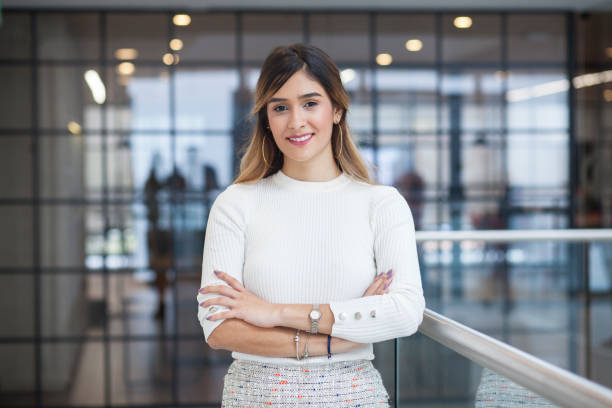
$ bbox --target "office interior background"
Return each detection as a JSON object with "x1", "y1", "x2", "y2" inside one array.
[{"x1": 0, "y1": 0, "x2": 611, "y2": 407}]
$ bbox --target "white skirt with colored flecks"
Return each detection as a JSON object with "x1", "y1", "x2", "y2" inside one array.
[{"x1": 221, "y1": 359, "x2": 391, "y2": 407}]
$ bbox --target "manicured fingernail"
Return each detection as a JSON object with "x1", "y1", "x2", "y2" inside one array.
[
  {"x1": 199, "y1": 302, "x2": 206, "y2": 307},
  {"x1": 386, "y1": 269, "x2": 393, "y2": 278},
  {"x1": 383, "y1": 283, "x2": 389, "y2": 290},
  {"x1": 206, "y1": 316, "x2": 211, "y2": 320},
  {"x1": 213, "y1": 270, "x2": 221, "y2": 276},
  {"x1": 377, "y1": 271, "x2": 383, "y2": 277}
]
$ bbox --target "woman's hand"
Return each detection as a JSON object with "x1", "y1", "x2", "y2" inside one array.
[
  {"x1": 362, "y1": 269, "x2": 393, "y2": 297},
  {"x1": 199, "y1": 270, "x2": 281, "y2": 328}
]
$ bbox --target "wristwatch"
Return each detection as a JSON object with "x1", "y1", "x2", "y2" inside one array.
[{"x1": 309, "y1": 303, "x2": 321, "y2": 334}]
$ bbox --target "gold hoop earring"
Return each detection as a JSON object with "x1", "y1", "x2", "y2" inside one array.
[
  {"x1": 262, "y1": 135, "x2": 270, "y2": 167},
  {"x1": 335, "y1": 124, "x2": 343, "y2": 159}
]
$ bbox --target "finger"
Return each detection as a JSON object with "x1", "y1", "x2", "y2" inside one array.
[
  {"x1": 198, "y1": 285, "x2": 238, "y2": 298},
  {"x1": 363, "y1": 277, "x2": 384, "y2": 297},
  {"x1": 200, "y1": 297, "x2": 234, "y2": 309},
  {"x1": 206, "y1": 310, "x2": 234, "y2": 321},
  {"x1": 214, "y1": 270, "x2": 244, "y2": 291}
]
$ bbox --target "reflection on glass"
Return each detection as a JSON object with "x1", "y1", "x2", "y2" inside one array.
[
  {"x1": 106, "y1": 66, "x2": 171, "y2": 131},
  {"x1": 0, "y1": 12, "x2": 31, "y2": 59},
  {"x1": 178, "y1": 340, "x2": 231, "y2": 404},
  {"x1": 42, "y1": 343, "x2": 104, "y2": 406},
  {"x1": 174, "y1": 13, "x2": 236, "y2": 61},
  {"x1": 507, "y1": 70, "x2": 568, "y2": 130},
  {"x1": 110, "y1": 341, "x2": 173, "y2": 405},
  {"x1": 0, "y1": 66, "x2": 32, "y2": 129},
  {"x1": 37, "y1": 13, "x2": 100, "y2": 60},
  {"x1": 242, "y1": 14, "x2": 303, "y2": 62},
  {"x1": 0, "y1": 275, "x2": 34, "y2": 338},
  {"x1": 175, "y1": 69, "x2": 239, "y2": 131},
  {"x1": 0, "y1": 345, "x2": 35, "y2": 406},
  {"x1": 309, "y1": 14, "x2": 369, "y2": 63},
  {"x1": 507, "y1": 133, "x2": 568, "y2": 188},
  {"x1": 377, "y1": 69, "x2": 437, "y2": 133},
  {"x1": 377, "y1": 14, "x2": 436, "y2": 64},
  {"x1": 39, "y1": 66, "x2": 101, "y2": 130},
  {"x1": 441, "y1": 70, "x2": 503, "y2": 132},
  {"x1": 0, "y1": 136, "x2": 33, "y2": 199},
  {"x1": 107, "y1": 13, "x2": 168, "y2": 60},
  {"x1": 39, "y1": 135, "x2": 86, "y2": 199},
  {"x1": 508, "y1": 15, "x2": 565, "y2": 63},
  {"x1": 396, "y1": 332, "x2": 559, "y2": 407},
  {"x1": 0, "y1": 206, "x2": 33, "y2": 268},
  {"x1": 41, "y1": 205, "x2": 86, "y2": 268},
  {"x1": 443, "y1": 14, "x2": 501, "y2": 63}
]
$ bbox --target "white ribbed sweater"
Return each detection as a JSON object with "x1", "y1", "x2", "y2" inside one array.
[{"x1": 197, "y1": 170, "x2": 425, "y2": 365}]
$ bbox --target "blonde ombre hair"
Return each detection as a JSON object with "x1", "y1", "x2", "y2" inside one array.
[{"x1": 233, "y1": 44, "x2": 375, "y2": 185}]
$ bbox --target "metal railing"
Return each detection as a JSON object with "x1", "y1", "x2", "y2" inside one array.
[
  {"x1": 419, "y1": 309, "x2": 612, "y2": 408},
  {"x1": 411, "y1": 228, "x2": 612, "y2": 408}
]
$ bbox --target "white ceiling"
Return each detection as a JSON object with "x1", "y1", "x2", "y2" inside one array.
[{"x1": 4, "y1": 0, "x2": 612, "y2": 11}]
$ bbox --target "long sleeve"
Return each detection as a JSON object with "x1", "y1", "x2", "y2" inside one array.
[
  {"x1": 196, "y1": 185, "x2": 249, "y2": 342},
  {"x1": 329, "y1": 187, "x2": 425, "y2": 343}
]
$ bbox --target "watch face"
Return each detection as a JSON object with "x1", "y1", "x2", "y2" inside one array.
[{"x1": 310, "y1": 310, "x2": 321, "y2": 320}]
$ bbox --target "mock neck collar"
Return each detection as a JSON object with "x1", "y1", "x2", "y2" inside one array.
[{"x1": 270, "y1": 169, "x2": 351, "y2": 192}]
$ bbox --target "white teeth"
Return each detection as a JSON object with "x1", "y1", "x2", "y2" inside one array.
[{"x1": 289, "y1": 134, "x2": 312, "y2": 142}]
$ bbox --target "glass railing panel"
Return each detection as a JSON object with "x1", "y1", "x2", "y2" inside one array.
[
  {"x1": 392, "y1": 332, "x2": 559, "y2": 407},
  {"x1": 419, "y1": 237, "x2": 612, "y2": 389}
]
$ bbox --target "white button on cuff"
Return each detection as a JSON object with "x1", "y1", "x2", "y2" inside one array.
[
  {"x1": 370, "y1": 310, "x2": 376, "y2": 318},
  {"x1": 354, "y1": 312, "x2": 362, "y2": 320},
  {"x1": 338, "y1": 312, "x2": 347, "y2": 321}
]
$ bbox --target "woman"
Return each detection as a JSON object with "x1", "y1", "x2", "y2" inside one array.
[{"x1": 197, "y1": 44, "x2": 425, "y2": 407}]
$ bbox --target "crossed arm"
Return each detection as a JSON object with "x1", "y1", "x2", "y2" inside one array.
[{"x1": 198, "y1": 269, "x2": 394, "y2": 357}]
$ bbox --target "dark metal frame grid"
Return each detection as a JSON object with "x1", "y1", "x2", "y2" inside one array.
[{"x1": 0, "y1": 8, "x2": 574, "y2": 408}]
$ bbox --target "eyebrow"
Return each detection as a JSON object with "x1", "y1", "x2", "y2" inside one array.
[{"x1": 269, "y1": 92, "x2": 322, "y2": 103}]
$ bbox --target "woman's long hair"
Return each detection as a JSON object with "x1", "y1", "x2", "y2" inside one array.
[{"x1": 233, "y1": 44, "x2": 375, "y2": 185}]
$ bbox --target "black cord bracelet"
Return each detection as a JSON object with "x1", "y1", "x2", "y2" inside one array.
[{"x1": 327, "y1": 334, "x2": 332, "y2": 359}]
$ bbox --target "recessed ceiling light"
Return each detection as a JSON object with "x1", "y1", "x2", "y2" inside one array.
[
  {"x1": 162, "y1": 53, "x2": 179, "y2": 65},
  {"x1": 376, "y1": 53, "x2": 392, "y2": 66},
  {"x1": 114, "y1": 48, "x2": 138, "y2": 60},
  {"x1": 173, "y1": 14, "x2": 191, "y2": 26},
  {"x1": 116, "y1": 62, "x2": 135, "y2": 76},
  {"x1": 405, "y1": 39, "x2": 423, "y2": 52},
  {"x1": 454, "y1": 16, "x2": 472, "y2": 29},
  {"x1": 170, "y1": 38, "x2": 184, "y2": 51}
]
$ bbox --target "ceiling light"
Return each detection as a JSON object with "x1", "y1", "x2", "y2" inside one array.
[
  {"x1": 173, "y1": 14, "x2": 191, "y2": 26},
  {"x1": 606, "y1": 47, "x2": 612, "y2": 59},
  {"x1": 170, "y1": 38, "x2": 183, "y2": 51},
  {"x1": 454, "y1": 16, "x2": 472, "y2": 29},
  {"x1": 405, "y1": 39, "x2": 423, "y2": 52},
  {"x1": 376, "y1": 53, "x2": 393, "y2": 66},
  {"x1": 340, "y1": 68, "x2": 355, "y2": 84},
  {"x1": 162, "y1": 53, "x2": 180, "y2": 65},
  {"x1": 67, "y1": 121, "x2": 82, "y2": 135},
  {"x1": 84, "y1": 69, "x2": 106, "y2": 104},
  {"x1": 116, "y1": 62, "x2": 135, "y2": 76},
  {"x1": 114, "y1": 48, "x2": 138, "y2": 60},
  {"x1": 604, "y1": 89, "x2": 612, "y2": 102}
]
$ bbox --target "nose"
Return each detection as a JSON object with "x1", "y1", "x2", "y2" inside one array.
[{"x1": 288, "y1": 107, "x2": 306, "y2": 129}]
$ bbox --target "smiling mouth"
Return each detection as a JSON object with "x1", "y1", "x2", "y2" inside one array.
[{"x1": 288, "y1": 133, "x2": 313, "y2": 142}]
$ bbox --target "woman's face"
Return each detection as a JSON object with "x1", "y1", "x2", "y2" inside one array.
[{"x1": 266, "y1": 69, "x2": 341, "y2": 170}]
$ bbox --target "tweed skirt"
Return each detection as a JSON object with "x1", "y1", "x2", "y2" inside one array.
[{"x1": 221, "y1": 359, "x2": 391, "y2": 407}]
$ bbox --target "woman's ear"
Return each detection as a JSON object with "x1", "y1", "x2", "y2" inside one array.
[{"x1": 333, "y1": 108, "x2": 344, "y2": 124}]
